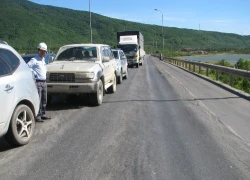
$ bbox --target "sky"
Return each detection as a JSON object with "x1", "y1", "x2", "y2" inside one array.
[{"x1": 29, "y1": 0, "x2": 250, "y2": 35}]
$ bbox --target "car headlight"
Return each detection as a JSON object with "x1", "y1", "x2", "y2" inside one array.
[{"x1": 75, "y1": 72, "x2": 95, "y2": 79}]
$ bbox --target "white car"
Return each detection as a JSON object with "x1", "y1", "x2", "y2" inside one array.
[
  {"x1": 0, "y1": 41, "x2": 40, "y2": 146},
  {"x1": 111, "y1": 49, "x2": 128, "y2": 84},
  {"x1": 46, "y1": 44, "x2": 117, "y2": 106}
]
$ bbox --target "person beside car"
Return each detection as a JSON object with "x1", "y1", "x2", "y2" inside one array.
[{"x1": 27, "y1": 42, "x2": 51, "y2": 122}]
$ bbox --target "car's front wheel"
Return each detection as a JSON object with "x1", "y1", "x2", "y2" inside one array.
[
  {"x1": 107, "y1": 74, "x2": 116, "y2": 93},
  {"x1": 5, "y1": 104, "x2": 35, "y2": 146},
  {"x1": 89, "y1": 79, "x2": 103, "y2": 106}
]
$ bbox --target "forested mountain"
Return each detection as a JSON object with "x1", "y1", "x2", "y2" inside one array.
[{"x1": 1, "y1": 0, "x2": 250, "y2": 53}]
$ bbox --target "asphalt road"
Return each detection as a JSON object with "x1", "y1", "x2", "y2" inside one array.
[{"x1": 0, "y1": 55, "x2": 250, "y2": 180}]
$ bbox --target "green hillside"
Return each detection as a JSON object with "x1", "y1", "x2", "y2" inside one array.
[{"x1": 1, "y1": 0, "x2": 250, "y2": 54}]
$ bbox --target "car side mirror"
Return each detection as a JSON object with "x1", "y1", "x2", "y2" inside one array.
[{"x1": 103, "y1": 56, "x2": 110, "y2": 62}]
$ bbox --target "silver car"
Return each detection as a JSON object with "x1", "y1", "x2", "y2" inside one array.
[
  {"x1": 0, "y1": 41, "x2": 40, "y2": 145},
  {"x1": 111, "y1": 49, "x2": 128, "y2": 84}
]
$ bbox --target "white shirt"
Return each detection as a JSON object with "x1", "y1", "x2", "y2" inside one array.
[{"x1": 27, "y1": 54, "x2": 47, "y2": 80}]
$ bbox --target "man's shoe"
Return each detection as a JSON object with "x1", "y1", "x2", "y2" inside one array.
[
  {"x1": 36, "y1": 116, "x2": 44, "y2": 122},
  {"x1": 41, "y1": 116, "x2": 51, "y2": 120}
]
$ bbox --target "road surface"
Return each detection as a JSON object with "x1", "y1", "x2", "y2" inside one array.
[{"x1": 0, "y1": 55, "x2": 250, "y2": 180}]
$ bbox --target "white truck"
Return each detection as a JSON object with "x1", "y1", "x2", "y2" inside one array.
[{"x1": 117, "y1": 31, "x2": 144, "y2": 68}]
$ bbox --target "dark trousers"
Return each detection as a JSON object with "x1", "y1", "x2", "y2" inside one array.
[{"x1": 36, "y1": 81, "x2": 47, "y2": 117}]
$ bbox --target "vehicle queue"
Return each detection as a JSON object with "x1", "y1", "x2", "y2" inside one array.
[{"x1": 0, "y1": 40, "x2": 131, "y2": 146}]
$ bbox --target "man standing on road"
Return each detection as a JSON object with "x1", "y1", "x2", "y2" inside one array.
[{"x1": 28, "y1": 42, "x2": 51, "y2": 122}]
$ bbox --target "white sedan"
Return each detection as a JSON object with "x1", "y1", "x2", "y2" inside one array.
[
  {"x1": 0, "y1": 41, "x2": 40, "y2": 146},
  {"x1": 111, "y1": 49, "x2": 128, "y2": 84}
]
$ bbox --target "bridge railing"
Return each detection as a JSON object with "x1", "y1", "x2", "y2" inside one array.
[{"x1": 165, "y1": 57, "x2": 250, "y2": 87}]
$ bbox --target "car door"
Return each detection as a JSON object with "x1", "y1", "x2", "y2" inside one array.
[
  {"x1": 101, "y1": 46, "x2": 112, "y2": 84},
  {"x1": 120, "y1": 51, "x2": 127, "y2": 73},
  {"x1": 107, "y1": 47, "x2": 116, "y2": 75},
  {"x1": 0, "y1": 57, "x2": 16, "y2": 127}
]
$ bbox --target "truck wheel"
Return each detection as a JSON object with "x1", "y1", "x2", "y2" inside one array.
[
  {"x1": 89, "y1": 79, "x2": 103, "y2": 106},
  {"x1": 136, "y1": 63, "x2": 139, "y2": 68},
  {"x1": 108, "y1": 74, "x2": 116, "y2": 93},
  {"x1": 124, "y1": 67, "x2": 128, "y2": 79},
  {"x1": 5, "y1": 104, "x2": 35, "y2": 146}
]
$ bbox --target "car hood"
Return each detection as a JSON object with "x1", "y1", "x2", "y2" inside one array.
[{"x1": 46, "y1": 61, "x2": 102, "y2": 72}]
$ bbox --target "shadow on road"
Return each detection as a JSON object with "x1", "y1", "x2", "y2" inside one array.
[
  {"x1": 0, "y1": 137, "x2": 17, "y2": 152},
  {"x1": 47, "y1": 94, "x2": 90, "y2": 111},
  {"x1": 0, "y1": 95, "x2": 91, "y2": 151},
  {"x1": 103, "y1": 96, "x2": 240, "y2": 104}
]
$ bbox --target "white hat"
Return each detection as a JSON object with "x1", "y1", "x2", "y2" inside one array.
[{"x1": 37, "y1": 42, "x2": 47, "y2": 51}]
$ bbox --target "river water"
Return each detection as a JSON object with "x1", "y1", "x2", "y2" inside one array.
[{"x1": 182, "y1": 54, "x2": 250, "y2": 64}]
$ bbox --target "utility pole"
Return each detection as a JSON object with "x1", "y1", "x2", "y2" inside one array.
[
  {"x1": 89, "y1": 0, "x2": 92, "y2": 43},
  {"x1": 154, "y1": 9, "x2": 164, "y2": 53}
]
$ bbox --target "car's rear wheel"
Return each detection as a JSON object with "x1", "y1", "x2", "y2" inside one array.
[
  {"x1": 5, "y1": 104, "x2": 35, "y2": 146},
  {"x1": 89, "y1": 79, "x2": 103, "y2": 106},
  {"x1": 117, "y1": 70, "x2": 122, "y2": 84},
  {"x1": 124, "y1": 67, "x2": 128, "y2": 79}
]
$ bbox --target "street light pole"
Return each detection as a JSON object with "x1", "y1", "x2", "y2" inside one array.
[
  {"x1": 89, "y1": 0, "x2": 92, "y2": 43},
  {"x1": 154, "y1": 9, "x2": 164, "y2": 53}
]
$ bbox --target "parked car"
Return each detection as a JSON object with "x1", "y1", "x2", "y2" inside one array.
[
  {"x1": 0, "y1": 41, "x2": 40, "y2": 145},
  {"x1": 112, "y1": 49, "x2": 122, "y2": 84},
  {"x1": 111, "y1": 49, "x2": 128, "y2": 84},
  {"x1": 46, "y1": 44, "x2": 117, "y2": 106},
  {"x1": 22, "y1": 53, "x2": 56, "y2": 64}
]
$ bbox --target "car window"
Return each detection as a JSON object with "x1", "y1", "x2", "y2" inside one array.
[
  {"x1": 0, "y1": 58, "x2": 11, "y2": 77},
  {"x1": 102, "y1": 47, "x2": 108, "y2": 57},
  {"x1": 0, "y1": 49, "x2": 19, "y2": 73},
  {"x1": 119, "y1": 51, "x2": 123, "y2": 59},
  {"x1": 120, "y1": 51, "x2": 126, "y2": 59},
  {"x1": 22, "y1": 56, "x2": 32, "y2": 63},
  {"x1": 102, "y1": 46, "x2": 112, "y2": 60},
  {"x1": 57, "y1": 46, "x2": 97, "y2": 60},
  {"x1": 112, "y1": 51, "x2": 119, "y2": 59},
  {"x1": 107, "y1": 47, "x2": 114, "y2": 59}
]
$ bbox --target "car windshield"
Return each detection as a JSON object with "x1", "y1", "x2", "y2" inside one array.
[
  {"x1": 56, "y1": 46, "x2": 98, "y2": 61},
  {"x1": 117, "y1": 44, "x2": 137, "y2": 53},
  {"x1": 45, "y1": 53, "x2": 56, "y2": 64}
]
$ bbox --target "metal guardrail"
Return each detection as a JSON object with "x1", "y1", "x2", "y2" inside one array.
[{"x1": 163, "y1": 57, "x2": 250, "y2": 87}]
